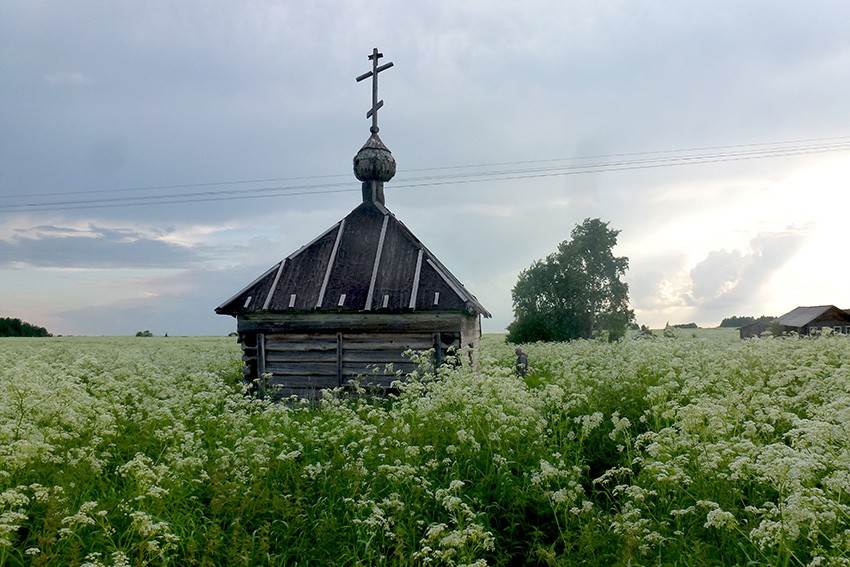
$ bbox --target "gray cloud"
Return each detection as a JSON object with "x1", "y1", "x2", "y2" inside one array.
[
  {"x1": 43, "y1": 72, "x2": 95, "y2": 86},
  {"x1": 55, "y1": 267, "x2": 245, "y2": 336},
  {"x1": 0, "y1": 224, "x2": 205, "y2": 269},
  {"x1": 628, "y1": 252, "x2": 690, "y2": 308},
  {"x1": 689, "y1": 249, "x2": 750, "y2": 301},
  {"x1": 688, "y1": 230, "x2": 807, "y2": 318}
]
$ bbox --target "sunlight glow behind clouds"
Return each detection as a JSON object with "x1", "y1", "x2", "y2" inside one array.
[
  {"x1": 2, "y1": 1, "x2": 850, "y2": 335},
  {"x1": 626, "y1": 157, "x2": 850, "y2": 326}
]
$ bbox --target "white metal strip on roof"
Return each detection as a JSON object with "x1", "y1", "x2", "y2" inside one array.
[
  {"x1": 316, "y1": 219, "x2": 345, "y2": 308},
  {"x1": 409, "y1": 249, "x2": 423, "y2": 309},
  {"x1": 392, "y1": 212, "x2": 490, "y2": 317},
  {"x1": 287, "y1": 222, "x2": 341, "y2": 260},
  {"x1": 262, "y1": 258, "x2": 287, "y2": 310},
  {"x1": 373, "y1": 200, "x2": 391, "y2": 216},
  {"x1": 215, "y1": 263, "x2": 279, "y2": 312},
  {"x1": 365, "y1": 215, "x2": 390, "y2": 310},
  {"x1": 424, "y1": 250, "x2": 491, "y2": 317}
]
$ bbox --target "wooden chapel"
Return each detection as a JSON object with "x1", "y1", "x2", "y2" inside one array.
[{"x1": 216, "y1": 49, "x2": 490, "y2": 398}]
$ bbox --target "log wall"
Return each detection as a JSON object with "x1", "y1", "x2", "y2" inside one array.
[{"x1": 235, "y1": 313, "x2": 474, "y2": 399}]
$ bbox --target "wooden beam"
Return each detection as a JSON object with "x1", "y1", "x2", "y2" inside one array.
[
  {"x1": 409, "y1": 249, "x2": 423, "y2": 309},
  {"x1": 286, "y1": 222, "x2": 341, "y2": 261},
  {"x1": 257, "y1": 333, "x2": 267, "y2": 398},
  {"x1": 365, "y1": 215, "x2": 389, "y2": 310},
  {"x1": 336, "y1": 331, "x2": 343, "y2": 387},
  {"x1": 265, "y1": 351, "x2": 337, "y2": 363},
  {"x1": 265, "y1": 362, "x2": 340, "y2": 375},
  {"x1": 426, "y1": 259, "x2": 467, "y2": 305},
  {"x1": 267, "y1": 375, "x2": 339, "y2": 389},
  {"x1": 237, "y1": 311, "x2": 470, "y2": 334},
  {"x1": 317, "y1": 219, "x2": 345, "y2": 308},
  {"x1": 262, "y1": 258, "x2": 287, "y2": 310}
]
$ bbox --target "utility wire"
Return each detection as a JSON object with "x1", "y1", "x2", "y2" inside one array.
[
  {"x1": 12, "y1": 134, "x2": 850, "y2": 200},
  {"x1": 401, "y1": 134, "x2": 850, "y2": 173},
  {"x1": 15, "y1": 173, "x2": 353, "y2": 199},
  {"x1": 2, "y1": 136, "x2": 850, "y2": 213}
]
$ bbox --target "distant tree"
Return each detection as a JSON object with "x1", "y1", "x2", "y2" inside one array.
[
  {"x1": 672, "y1": 323, "x2": 698, "y2": 329},
  {"x1": 135, "y1": 330, "x2": 154, "y2": 337},
  {"x1": 720, "y1": 316, "x2": 756, "y2": 328},
  {"x1": 720, "y1": 315, "x2": 776, "y2": 329},
  {"x1": 507, "y1": 218, "x2": 634, "y2": 343},
  {"x1": 0, "y1": 317, "x2": 51, "y2": 337}
]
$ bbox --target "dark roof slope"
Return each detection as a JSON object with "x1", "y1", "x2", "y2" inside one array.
[
  {"x1": 777, "y1": 305, "x2": 836, "y2": 327},
  {"x1": 216, "y1": 200, "x2": 490, "y2": 317}
]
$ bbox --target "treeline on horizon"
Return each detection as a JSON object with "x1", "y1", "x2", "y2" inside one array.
[
  {"x1": 0, "y1": 314, "x2": 777, "y2": 339},
  {"x1": 718, "y1": 315, "x2": 776, "y2": 328},
  {"x1": 667, "y1": 316, "x2": 776, "y2": 330},
  {"x1": 0, "y1": 317, "x2": 52, "y2": 337}
]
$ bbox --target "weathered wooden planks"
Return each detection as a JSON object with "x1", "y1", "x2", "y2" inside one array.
[
  {"x1": 248, "y1": 329, "x2": 443, "y2": 395},
  {"x1": 236, "y1": 312, "x2": 469, "y2": 334},
  {"x1": 232, "y1": 312, "x2": 477, "y2": 398}
]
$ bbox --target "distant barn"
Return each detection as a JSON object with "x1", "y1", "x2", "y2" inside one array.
[
  {"x1": 216, "y1": 49, "x2": 490, "y2": 398},
  {"x1": 739, "y1": 305, "x2": 850, "y2": 338}
]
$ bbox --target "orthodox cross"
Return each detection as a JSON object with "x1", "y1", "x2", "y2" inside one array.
[{"x1": 356, "y1": 48, "x2": 394, "y2": 133}]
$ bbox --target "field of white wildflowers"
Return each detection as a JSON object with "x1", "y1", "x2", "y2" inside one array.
[{"x1": 1, "y1": 332, "x2": 849, "y2": 566}]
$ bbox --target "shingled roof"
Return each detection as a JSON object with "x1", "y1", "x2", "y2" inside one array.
[{"x1": 215, "y1": 198, "x2": 490, "y2": 318}]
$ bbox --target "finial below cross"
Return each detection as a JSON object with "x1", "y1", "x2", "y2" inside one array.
[{"x1": 356, "y1": 48, "x2": 394, "y2": 133}]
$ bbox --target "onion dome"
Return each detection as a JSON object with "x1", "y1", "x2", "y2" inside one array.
[{"x1": 353, "y1": 131, "x2": 396, "y2": 183}]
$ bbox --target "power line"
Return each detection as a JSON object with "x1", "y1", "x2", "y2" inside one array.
[
  {"x1": 15, "y1": 173, "x2": 353, "y2": 199},
  {"x1": 395, "y1": 138, "x2": 850, "y2": 184},
  {"x1": 4, "y1": 181, "x2": 354, "y2": 210},
  {"x1": 400, "y1": 134, "x2": 850, "y2": 173},
  {"x1": 0, "y1": 188, "x2": 359, "y2": 213},
  {"x1": 2, "y1": 136, "x2": 850, "y2": 214}
]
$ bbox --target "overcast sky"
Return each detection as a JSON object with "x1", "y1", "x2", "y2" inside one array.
[{"x1": 2, "y1": 1, "x2": 850, "y2": 336}]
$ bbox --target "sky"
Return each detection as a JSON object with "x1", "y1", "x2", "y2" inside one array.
[{"x1": 2, "y1": 1, "x2": 850, "y2": 336}]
